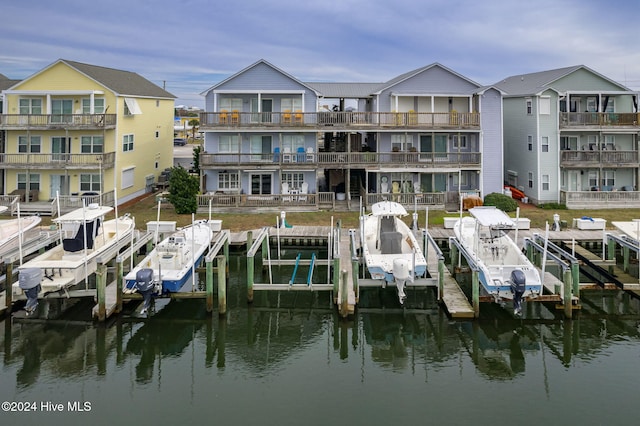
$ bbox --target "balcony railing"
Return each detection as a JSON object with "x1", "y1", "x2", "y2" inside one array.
[
  {"x1": 200, "y1": 151, "x2": 481, "y2": 168},
  {"x1": 560, "y1": 112, "x2": 640, "y2": 128},
  {"x1": 199, "y1": 111, "x2": 480, "y2": 130},
  {"x1": 0, "y1": 152, "x2": 116, "y2": 169},
  {"x1": 560, "y1": 150, "x2": 638, "y2": 167},
  {"x1": 0, "y1": 114, "x2": 117, "y2": 130},
  {"x1": 560, "y1": 190, "x2": 640, "y2": 209}
]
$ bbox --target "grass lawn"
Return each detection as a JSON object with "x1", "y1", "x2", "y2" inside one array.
[{"x1": 40, "y1": 194, "x2": 640, "y2": 232}]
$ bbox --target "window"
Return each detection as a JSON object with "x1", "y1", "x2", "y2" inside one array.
[
  {"x1": 19, "y1": 98, "x2": 42, "y2": 114},
  {"x1": 82, "y1": 98, "x2": 105, "y2": 114},
  {"x1": 122, "y1": 167, "x2": 134, "y2": 189},
  {"x1": 601, "y1": 170, "x2": 615, "y2": 188},
  {"x1": 603, "y1": 97, "x2": 615, "y2": 113},
  {"x1": 526, "y1": 99, "x2": 532, "y2": 115},
  {"x1": 80, "y1": 174, "x2": 101, "y2": 192},
  {"x1": 527, "y1": 135, "x2": 533, "y2": 151},
  {"x1": 281, "y1": 134, "x2": 304, "y2": 152},
  {"x1": 18, "y1": 136, "x2": 41, "y2": 153},
  {"x1": 220, "y1": 98, "x2": 242, "y2": 111},
  {"x1": 391, "y1": 134, "x2": 414, "y2": 151},
  {"x1": 587, "y1": 97, "x2": 597, "y2": 112},
  {"x1": 281, "y1": 172, "x2": 304, "y2": 190},
  {"x1": 528, "y1": 172, "x2": 533, "y2": 189},
  {"x1": 218, "y1": 172, "x2": 239, "y2": 191},
  {"x1": 542, "y1": 174, "x2": 549, "y2": 191},
  {"x1": 588, "y1": 171, "x2": 598, "y2": 188},
  {"x1": 541, "y1": 136, "x2": 549, "y2": 152},
  {"x1": 452, "y1": 172, "x2": 468, "y2": 188},
  {"x1": 17, "y1": 173, "x2": 40, "y2": 190},
  {"x1": 122, "y1": 134, "x2": 134, "y2": 152},
  {"x1": 81, "y1": 136, "x2": 104, "y2": 153},
  {"x1": 281, "y1": 98, "x2": 302, "y2": 112},
  {"x1": 452, "y1": 135, "x2": 467, "y2": 149},
  {"x1": 124, "y1": 98, "x2": 141, "y2": 115},
  {"x1": 219, "y1": 135, "x2": 239, "y2": 153},
  {"x1": 539, "y1": 97, "x2": 551, "y2": 115}
]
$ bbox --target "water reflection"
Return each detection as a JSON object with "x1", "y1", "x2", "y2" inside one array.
[{"x1": 2, "y1": 287, "x2": 640, "y2": 389}]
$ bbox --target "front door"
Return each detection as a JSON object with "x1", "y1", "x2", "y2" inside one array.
[
  {"x1": 569, "y1": 171, "x2": 580, "y2": 191},
  {"x1": 262, "y1": 99, "x2": 272, "y2": 123},
  {"x1": 50, "y1": 175, "x2": 70, "y2": 197},
  {"x1": 250, "y1": 135, "x2": 272, "y2": 161}
]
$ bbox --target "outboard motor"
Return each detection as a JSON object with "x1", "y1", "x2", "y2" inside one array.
[
  {"x1": 510, "y1": 269, "x2": 527, "y2": 315},
  {"x1": 393, "y1": 258, "x2": 411, "y2": 305},
  {"x1": 19, "y1": 268, "x2": 43, "y2": 316},
  {"x1": 135, "y1": 268, "x2": 155, "y2": 314}
]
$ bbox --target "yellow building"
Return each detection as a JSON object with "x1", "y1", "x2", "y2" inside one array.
[{"x1": 0, "y1": 59, "x2": 175, "y2": 212}]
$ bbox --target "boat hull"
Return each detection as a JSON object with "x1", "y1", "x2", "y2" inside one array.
[{"x1": 125, "y1": 220, "x2": 213, "y2": 294}]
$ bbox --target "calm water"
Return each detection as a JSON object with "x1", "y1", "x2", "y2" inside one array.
[{"x1": 2, "y1": 254, "x2": 640, "y2": 425}]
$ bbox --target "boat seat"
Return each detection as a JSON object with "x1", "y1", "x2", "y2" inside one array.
[
  {"x1": 380, "y1": 231, "x2": 402, "y2": 254},
  {"x1": 380, "y1": 216, "x2": 396, "y2": 233}
]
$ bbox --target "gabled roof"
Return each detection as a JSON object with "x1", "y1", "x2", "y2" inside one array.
[
  {"x1": 303, "y1": 82, "x2": 383, "y2": 99},
  {"x1": 374, "y1": 63, "x2": 481, "y2": 95},
  {"x1": 11, "y1": 59, "x2": 175, "y2": 99},
  {"x1": 494, "y1": 65, "x2": 631, "y2": 96},
  {"x1": 201, "y1": 59, "x2": 320, "y2": 96},
  {"x1": 0, "y1": 73, "x2": 20, "y2": 91}
]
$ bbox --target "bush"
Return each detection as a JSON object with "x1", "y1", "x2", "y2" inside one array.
[
  {"x1": 167, "y1": 166, "x2": 199, "y2": 214},
  {"x1": 483, "y1": 192, "x2": 518, "y2": 212},
  {"x1": 539, "y1": 202, "x2": 567, "y2": 210}
]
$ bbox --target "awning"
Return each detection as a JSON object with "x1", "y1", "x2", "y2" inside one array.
[{"x1": 124, "y1": 98, "x2": 142, "y2": 115}]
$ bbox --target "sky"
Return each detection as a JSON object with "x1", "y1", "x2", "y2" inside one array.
[{"x1": 2, "y1": 0, "x2": 639, "y2": 108}]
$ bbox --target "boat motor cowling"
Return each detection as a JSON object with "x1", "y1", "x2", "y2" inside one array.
[
  {"x1": 510, "y1": 269, "x2": 526, "y2": 315},
  {"x1": 135, "y1": 268, "x2": 156, "y2": 313}
]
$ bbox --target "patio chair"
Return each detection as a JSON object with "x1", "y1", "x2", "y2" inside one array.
[
  {"x1": 299, "y1": 182, "x2": 308, "y2": 202},
  {"x1": 281, "y1": 182, "x2": 291, "y2": 202}
]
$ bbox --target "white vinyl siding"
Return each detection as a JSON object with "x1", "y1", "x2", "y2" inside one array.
[{"x1": 539, "y1": 97, "x2": 551, "y2": 115}]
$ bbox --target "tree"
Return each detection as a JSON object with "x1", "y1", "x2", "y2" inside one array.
[
  {"x1": 167, "y1": 166, "x2": 199, "y2": 214},
  {"x1": 192, "y1": 145, "x2": 201, "y2": 174},
  {"x1": 188, "y1": 118, "x2": 199, "y2": 141}
]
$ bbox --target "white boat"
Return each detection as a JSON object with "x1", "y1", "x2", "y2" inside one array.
[
  {"x1": 14, "y1": 204, "x2": 135, "y2": 314},
  {"x1": 453, "y1": 206, "x2": 542, "y2": 314},
  {"x1": 0, "y1": 215, "x2": 42, "y2": 253},
  {"x1": 123, "y1": 220, "x2": 215, "y2": 311},
  {"x1": 360, "y1": 201, "x2": 427, "y2": 304}
]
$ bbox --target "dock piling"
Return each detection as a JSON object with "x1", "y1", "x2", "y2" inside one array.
[
  {"x1": 217, "y1": 255, "x2": 226, "y2": 315},
  {"x1": 96, "y1": 263, "x2": 107, "y2": 322}
]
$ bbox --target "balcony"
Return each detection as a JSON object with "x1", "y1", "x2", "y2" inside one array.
[
  {"x1": 560, "y1": 150, "x2": 638, "y2": 168},
  {"x1": 0, "y1": 152, "x2": 116, "y2": 170},
  {"x1": 561, "y1": 190, "x2": 640, "y2": 209},
  {"x1": 0, "y1": 114, "x2": 117, "y2": 130},
  {"x1": 199, "y1": 111, "x2": 480, "y2": 131},
  {"x1": 199, "y1": 151, "x2": 481, "y2": 169},
  {"x1": 559, "y1": 112, "x2": 640, "y2": 129}
]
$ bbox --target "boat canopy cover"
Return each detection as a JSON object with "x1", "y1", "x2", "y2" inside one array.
[
  {"x1": 370, "y1": 201, "x2": 408, "y2": 217},
  {"x1": 53, "y1": 204, "x2": 113, "y2": 223},
  {"x1": 468, "y1": 206, "x2": 515, "y2": 228}
]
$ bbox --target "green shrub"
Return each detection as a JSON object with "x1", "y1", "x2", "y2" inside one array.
[
  {"x1": 539, "y1": 202, "x2": 567, "y2": 210},
  {"x1": 483, "y1": 192, "x2": 518, "y2": 212}
]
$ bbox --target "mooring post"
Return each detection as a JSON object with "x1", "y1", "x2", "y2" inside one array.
[
  {"x1": 206, "y1": 256, "x2": 213, "y2": 313},
  {"x1": 623, "y1": 246, "x2": 630, "y2": 273},
  {"x1": 116, "y1": 256, "x2": 123, "y2": 313},
  {"x1": 340, "y1": 269, "x2": 348, "y2": 317},
  {"x1": 563, "y1": 268, "x2": 573, "y2": 319},
  {"x1": 351, "y1": 259, "x2": 359, "y2": 301},
  {"x1": 217, "y1": 255, "x2": 226, "y2": 315},
  {"x1": 438, "y1": 258, "x2": 445, "y2": 302},
  {"x1": 5, "y1": 263, "x2": 13, "y2": 313},
  {"x1": 607, "y1": 235, "x2": 616, "y2": 261},
  {"x1": 261, "y1": 235, "x2": 268, "y2": 272},
  {"x1": 571, "y1": 261, "x2": 580, "y2": 296},
  {"x1": 224, "y1": 235, "x2": 230, "y2": 277},
  {"x1": 472, "y1": 269, "x2": 480, "y2": 318},
  {"x1": 246, "y1": 231, "x2": 254, "y2": 303},
  {"x1": 332, "y1": 258, "x2": 340, "y2": 303},
  {"x1": 450, "y1": 243, "x2": 458, "y2": 271},
  {"x1": 96, "y1": 263, "x2": 107, "y2": 322}
]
